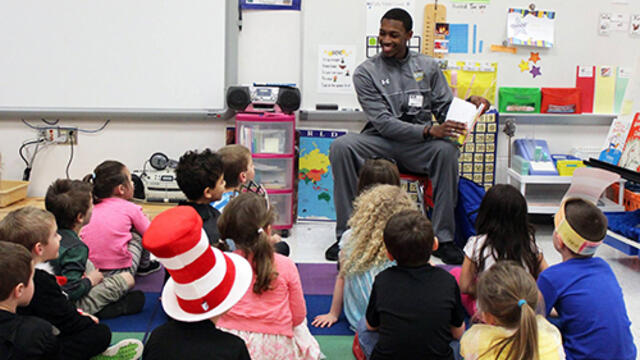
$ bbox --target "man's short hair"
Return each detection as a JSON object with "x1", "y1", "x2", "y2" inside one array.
[
  {"x1": 565, "y1": 198, "x2": 608, "y2": 242},
  {"x1": 176, "y1": 149, "x2": 224, "y2": 201},
  {"x1": 218, "y1": 144, "x2": 251, "y2": 188},
  {"x1": 0, "y1": 207, "x2": 55, "y2": 252},
  {"x1": 45, "y1": 179, "x2": 92, "y2": 229},
  {"x1": 382, "y1": 8, "x2": 413, "y2": 32},
  {"x1": 383, "y1": 209, "x2": 434, "y2": 266},
  {"x1": 0, "y1": 241, "x2": 32, "y2": 301}
]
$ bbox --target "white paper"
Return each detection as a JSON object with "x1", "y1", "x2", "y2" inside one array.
[
  {"x1": 529, "y1": 161, "x2": 556, "y2": 172},
  {"x1": 578, "y1": 65, "x2": 594, "y2": 78},
  {"x1": 600, "y1": 13, "x2": 612, "y2": 35},
  {"x1": 365, "y1": 0, "x2": 414, "y2": 36},
  {"x1": 446, "y1": 97, "x2": 481, "y2": 128},
  {"x1": 317, "y1": 45, "x2": 357, "y2": 94},
  {"x1": 612, "y1": 13, "x2": 629, "y2": 32},
  {"x1": 630, "y1": 15, "x2": 640, "y2": 36}
]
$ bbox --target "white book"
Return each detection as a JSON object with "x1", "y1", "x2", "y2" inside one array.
[{"x1": 445, "y1": 97, "x2": 485, "y2": 145}]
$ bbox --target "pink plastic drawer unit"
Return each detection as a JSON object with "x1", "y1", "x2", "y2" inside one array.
[
  {"x1": 253, "y1": 154, "x2": 295, "y2": 190},
  {"x1": 267, "y1": 189, "x2": 293, "y2": 229},
  {"x1": 236, "y1": 112, "x2": 295, "y2": 155}
]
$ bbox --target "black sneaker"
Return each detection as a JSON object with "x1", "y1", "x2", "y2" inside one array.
[
  {"x1": 324, "y1": 241, "x2": 340, "y2": 261},
  {"x1": 137, "y1": 260, "x2": 161, "y2": 276},
  {"x1": 95, "y1": 290, "x2": 145, "y2": 319},
  {"x1": 432, "y1": 242, "x2": 464, "y2": 265}
]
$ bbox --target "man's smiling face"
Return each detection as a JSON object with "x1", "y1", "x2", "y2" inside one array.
[{"x1": 378, "y1": 18, "x2": 412, "y2": 59}]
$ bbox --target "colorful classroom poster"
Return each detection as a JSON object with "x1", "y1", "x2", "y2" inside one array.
[
  {"x1": 507, "y1": 8, "x2": 555, "y2": 48},
  {"x1": 446, "y1": 24, "x2": 469, "y2": 53},
  {"x1": 317, "y1": 45, "x2": 356, "y2": 94},
  {"x1": 366, "y1": 0, "x2": 414, "y2": 36},
  {"x1": 297, "y1": 129, "x2": 346, "y2": 221},
  {"x1": 593, "y1": 66, "x2": 616, "y2": 114}
]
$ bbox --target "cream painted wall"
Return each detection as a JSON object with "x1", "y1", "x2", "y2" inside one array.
[{"x1": 0, "y1": 8, "x2": 610, "y2": 197}]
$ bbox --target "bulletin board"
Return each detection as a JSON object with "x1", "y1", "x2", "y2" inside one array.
[{"x1": 300, "y1": 0, "x2": 640, "y2": 111}]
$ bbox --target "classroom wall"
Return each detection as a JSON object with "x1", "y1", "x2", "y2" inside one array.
[{"x1": 0, "y1": 8, "x2": 610, "y2": 196}]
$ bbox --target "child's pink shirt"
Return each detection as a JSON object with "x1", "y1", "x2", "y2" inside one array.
[
  {"x1": 217, "y1": 252, "x2": 306, "y2": 337},
  {"x1": 79, "y1": 197, "x2": 150, "y2": 269}
]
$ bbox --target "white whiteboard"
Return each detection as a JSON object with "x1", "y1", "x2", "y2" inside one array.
[
  {"x1": 301, "y1": 0, "x2": 640, "y2": 111},
  {"x1": 0, "y1": 0, "x2": 227, "y2": 111}
]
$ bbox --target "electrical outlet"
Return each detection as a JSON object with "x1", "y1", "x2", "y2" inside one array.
[{"x1": 39, "y1": 127, "x2": 78, "y2": 145}]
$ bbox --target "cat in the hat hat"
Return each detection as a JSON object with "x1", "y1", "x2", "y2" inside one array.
[{"x1": 142, "y1": 206, "x2": 252, "y2": 360}]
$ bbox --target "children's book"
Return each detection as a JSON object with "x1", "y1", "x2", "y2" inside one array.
[
  {"x1": 618, "y1": 112, "x2": 640, "y2": 172},
  {"x1": 599, "y1": 116, "x2": 631, "y2": 165},
  {"x1": 446, "y1": 97, "x2": 485, "y2": 145}
]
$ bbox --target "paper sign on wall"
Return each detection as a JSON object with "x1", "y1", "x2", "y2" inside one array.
[
  {"x1": 317, "y1": 45, "x2": 356, "y2": 94},
  {"x1": 507, "y1": 8, "x2": 555, "y2": 48}
]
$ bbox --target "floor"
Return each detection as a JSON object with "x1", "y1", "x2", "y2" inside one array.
[{"x1": 287, "y1": 219, "x2": 640, "y2": 346}]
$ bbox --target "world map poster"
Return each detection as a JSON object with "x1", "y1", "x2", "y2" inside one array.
[{"x1": 297, "y1": 129, "x2": 346, "y2": 220}]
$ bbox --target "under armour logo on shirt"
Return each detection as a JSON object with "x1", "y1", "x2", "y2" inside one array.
[{"x1": 381, "y1": 79, "x2": 390, "y2": 86}]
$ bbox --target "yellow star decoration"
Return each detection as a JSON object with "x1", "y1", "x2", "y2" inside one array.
[
  {"x1": 529, "y1": 52, "x2": 541, "y2": 63},
  {"x1": 518, "y1": 59, "x2": 530, "y2": 72}
]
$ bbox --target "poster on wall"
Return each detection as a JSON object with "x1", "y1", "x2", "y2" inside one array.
[
  {"x1": 297, "y1": 129, "x2": 346, "y2": 221},
  {"x1": 317, "y1": 45, "x2": 356, "y2": 94},
  {"x1": 366, "y1": 0, "x2": 414, "y2": 38},
  {"x1": 240, "y1": 0, "x2": 300, "y2": 10},
  {"x1": 507, "y1": 8, "x2": 555, "y2": 48}
]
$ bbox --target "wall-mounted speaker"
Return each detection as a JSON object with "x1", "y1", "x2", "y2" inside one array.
[{"x1": 226, "y1": 86, "x2": 251, "y2": 111}]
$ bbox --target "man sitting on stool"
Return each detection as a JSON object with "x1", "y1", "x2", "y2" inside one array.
[{"x1": 326, "y1": 8, "x2": 489, "y2": 264}]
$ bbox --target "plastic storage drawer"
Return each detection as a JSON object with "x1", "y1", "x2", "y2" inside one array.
[
  {"x1": 253, "y1": 155, "x2": 294, "y2": 189},
  {"x1": 267, "y1": 189, "x2": 293, "y2": 229},
  {"x1": 236, "y1": 113, "x2": 295, "y2": 154}
]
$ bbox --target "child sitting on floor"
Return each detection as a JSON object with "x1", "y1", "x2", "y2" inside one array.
[
  {"x1": 0, "y1": 207, "x2": 144, "y2": 360},
  {"x1": 456, "y1": 184, "x2": 548, "y2": 317},
  {"x1": 460, "y1": 261, "x2": 565, "y2": 360},
  {"x1": 175, "y1": 149, "x2": 226, "y2": 247},
  {"x1": 537, "y1": 198, "x2": 636, "y2": 360},
  {"x1": 216, "y1": 193, "x2": 323, "y2": 360},
  {"x1": 80, "y1": 160, "x2": 160, "y2": 277},
  {"x1": 365, "y1": 209, "x2": 465, "y2": 360},
  {"x1": 214, "y1": 144, "x2": 289, "y2": 256},
  {"x1": 45, "y1": 179, "x2": 144, "y2": 319},
  {"x1": 0, "y1": 241, "x2": 58, "y2": 359},
  {"x1": 311, "y1": 184, "x2": 415, "y2": 330},
  {"x1": 142, "y1": 206, "x2": 252, "y2": 360}
]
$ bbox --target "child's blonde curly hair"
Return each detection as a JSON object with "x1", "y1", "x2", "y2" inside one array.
[{"x1": 340, "y1": 184, "x2": 416, "y2": 276}]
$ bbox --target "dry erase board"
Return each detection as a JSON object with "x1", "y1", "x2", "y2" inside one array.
[
  {"x1": 300, "y1": 0, "x2": 640, "y2": 111},
  {"x1": 0, "y1": 0, "x2": 234, "y2": 112}
]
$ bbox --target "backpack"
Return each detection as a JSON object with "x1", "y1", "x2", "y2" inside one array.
[{"x1": 454, "y1": 177, "x2": 486, "y2": 248}]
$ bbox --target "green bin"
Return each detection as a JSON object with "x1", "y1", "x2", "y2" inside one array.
[{"x1": 498, "y1": 87, "x2": 541, "y2": 113}]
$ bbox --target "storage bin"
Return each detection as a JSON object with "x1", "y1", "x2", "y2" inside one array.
[
  {"x1": 551, "y1": 154, "x2": 584, "y2": 176},
  {"x1": 267, "y1": 190, "x2": 293, "y2": 229},
  {"x1": 606, "y1": 183, "x2": 640, "y2": 211},
  {"x1": 236, "y1": 113, "x2": 295, "y2": 154},
  {"x1": 498, "y1": 87, "x2": 541, "y2": 113},
  {"x1": 0, "y1": 180, "x2": 29, "y2": 207},
  {"x1": 253, "y1": 155, "x2": 294, "y2": 189},
  {"x1": 541, "y1": 88, "x2": 581, "y2": 114}
]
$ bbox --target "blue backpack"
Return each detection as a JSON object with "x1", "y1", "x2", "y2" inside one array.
[{"x1": 454, "y1": 177, "x2": 486, "y2": 248}]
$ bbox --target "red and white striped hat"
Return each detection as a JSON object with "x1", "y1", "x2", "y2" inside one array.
[{"x1": 142, "y1": 206, "x2": 252, "y2": 322}]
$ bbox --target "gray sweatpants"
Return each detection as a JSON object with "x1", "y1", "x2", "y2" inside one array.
[
  {"x1": 73, "y1": 259, "x2": 129, "y2": 315},
  {"x1": 330, "y1": 133, "x2": 459, "y2": 243}
]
